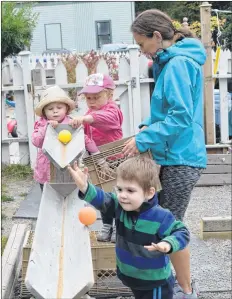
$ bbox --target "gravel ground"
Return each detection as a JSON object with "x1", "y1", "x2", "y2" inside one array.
[
  {"x1": 185, "y1": 185, "x2": 231, "y2": 269},
  {"x1": 1, "y1": 178, "x2": 35, "y2": 239}
]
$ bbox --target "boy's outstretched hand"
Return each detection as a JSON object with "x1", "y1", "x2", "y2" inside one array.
[
  {"x1": 144, "y1": 242, "x2": 171, "y2": 253},
  {"x1": 67, "y1": 161, "x2": 89, "y2": 194}
]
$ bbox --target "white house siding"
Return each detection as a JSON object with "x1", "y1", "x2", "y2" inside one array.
[{"x1": 30, "y1": 1, "x2": 135, "y2": 54}]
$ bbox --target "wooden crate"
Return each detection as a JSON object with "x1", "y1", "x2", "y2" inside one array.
[{"x1": 83, "y1": 136, "x2": 160, "y2": 192}]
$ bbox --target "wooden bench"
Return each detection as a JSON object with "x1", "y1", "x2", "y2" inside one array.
[
  {"x1": 200, "y1": 216, "x2": 232, "y2": 239},
  {"x1": 196, "y1": 154, "x2": 231, "y2": 186}
]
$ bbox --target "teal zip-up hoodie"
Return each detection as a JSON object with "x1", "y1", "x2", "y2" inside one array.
[{"x1": 136, "y1": 38, "x2": 207, "y2": 168}]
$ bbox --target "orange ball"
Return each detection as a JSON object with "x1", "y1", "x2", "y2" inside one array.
[{"x1": 78, "y1": 207, "x2": 97, "y2": 226}]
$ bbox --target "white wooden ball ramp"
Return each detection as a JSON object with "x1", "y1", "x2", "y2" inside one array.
[
  {"x1": 25, "y1": 125, "x2": 94, "y2": 298},
  {"x1": 42, "y1": 124, "x2": 85, "y2": 170}
]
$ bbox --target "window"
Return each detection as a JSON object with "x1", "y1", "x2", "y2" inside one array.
[
  {"x1": 95, "y1": 21, "x2": 112, "y2": 49},
  {"x1": 45, "y1": 23, "x2": 63, "y2": 50}
]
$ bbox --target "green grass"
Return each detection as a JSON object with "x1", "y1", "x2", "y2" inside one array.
[
  {"x1": 1, "y1": 164, "x2": 33, "y2": 179},
  {"x1": 1, "y1": 194, "x2": 14, "y2": 202},
  {"x1": 1, "y1": 236, "x2": 8, "y2": 255},
  {"x1": 19, "y1": 192, "x2": 28, "y2": 197},
  {"x1": 1, "y1": 212, "x2": 7, "y2": 220},
  {"x1": 1, "y1": 183, "x2": 7, "y2": 193}
]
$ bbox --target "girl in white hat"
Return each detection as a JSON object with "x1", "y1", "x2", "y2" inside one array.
[{"x1": 32, "y1": 85, "x2": 100, "y2": 190}]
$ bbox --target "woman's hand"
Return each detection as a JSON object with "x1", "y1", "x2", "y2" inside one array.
[
  {"x1": 48, "y1": 120, "x2": 59, "y2": 128},
  {"x1": 144, "y1": 242, "x2": 171, "y2": 253},
  {"x1": 139, "y1": 125, "x2": 148, "y2": 132},
  {"x1": 67, "y1": 161, "x2": 89, "y2": 193},
  {"x1": 122, "y1": 137, "x2": 139, "y2": 157}
]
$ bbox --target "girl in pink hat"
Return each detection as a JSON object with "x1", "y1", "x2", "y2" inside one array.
[{"x1": 70, "y1": 73, "x2": 123, "y2": 243}]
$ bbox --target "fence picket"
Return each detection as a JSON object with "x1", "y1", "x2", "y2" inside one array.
[
  {"x1": 55, "y1": 60, "x2": 68, "y2": 84},
  {"x1": 96, "y1": 58, "x2": 109, "y2": 75}
]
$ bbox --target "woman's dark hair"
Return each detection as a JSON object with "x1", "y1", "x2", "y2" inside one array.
[{"x1": 131, "y1": 9, "x2": 194, "y2": 41}]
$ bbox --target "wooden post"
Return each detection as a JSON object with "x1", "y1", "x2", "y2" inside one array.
[
  {"x1": 200, "y1": 2, "x2": 216, "y2": 144},
  {"x1": 13, "y1": 60, "x2": 30, "y2": 165},
  {"x1": 19, "y1": 51, "x2": 38, "y2": 167},
  {"x1": 219, "y1": 78, "x2": 229, "y2": 143},
  {"x1": 128, "y1": 45, "x2": 141, "y2": 134},
  {"x1": 1, "y1": 92, "x2": 10, "y2": 164}
]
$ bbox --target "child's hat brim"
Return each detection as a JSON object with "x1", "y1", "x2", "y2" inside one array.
[
  {"x1": 35, "y1": 85, "x2": 75, "y2": 117},
  {"x1": 77, "y1": 85, "x2": 105, "y2": 96}
]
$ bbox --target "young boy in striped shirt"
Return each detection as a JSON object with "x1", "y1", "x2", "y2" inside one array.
[{"x1": 68, "y1": 156, "x2": 190, "y2": 299}]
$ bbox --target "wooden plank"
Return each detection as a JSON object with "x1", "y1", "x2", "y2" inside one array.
[
  {"x1": 118, "y1": 57, "x2": 132, "y2": 137},
  {"x1": 219, "y1": 78, "x2": 229, "y2": 143},
  {"x1": 207, "y1": 147, "x2": 229, "y2": 154},
  {"x1": 128, "y1": 45, "x2": 141, "y2": 134},
  {"x1": 203, "y1": 165, "x2": 231, "y2": 174},
  {"x1": 206, "y1": 154, "x2": 231, "y2": 165},
  {"x1": 200, "y1": 231, "x2": 232, "y2": 240},
  {"x1": 20, "y1": 51, "x2": 38, "y2": 168},
  {"x1": 1, "y1": 85, "x2": 25, "y2": 91},
  {"x1": 2, "y1": 92, "x2": 10, "y2": 164},
  {"x1": 196, "y1": 173, "x2": 231, "y2": 186},
  {"x1": 2, "y1": 224, "x2": 27, "y2": 299},
  {"x1": 25, "y1": 183, "x2": 94, "y2": 299},
  {"x1": 1, "y1": 137, "x2": 29, "y2": 143},
  {"x1": 201, "y1": 216, "x2": 232, "y2": 232}
]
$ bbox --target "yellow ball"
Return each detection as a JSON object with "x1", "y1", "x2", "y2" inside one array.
[{"x1": 58, "y1": 130, "x2": 72, "y2": 144}]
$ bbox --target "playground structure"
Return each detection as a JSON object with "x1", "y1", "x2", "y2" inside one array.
[
  {"x1": 24, "y1": 124, "x2": 95, "y2": 299},
  {"x1": 24, "y1": 123, "x2": 153, "y2": 298}
]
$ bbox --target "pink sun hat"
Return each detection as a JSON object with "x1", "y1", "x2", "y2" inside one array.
[{"x1": 78, "y1": 73, "x2": 115, "y2": 95}]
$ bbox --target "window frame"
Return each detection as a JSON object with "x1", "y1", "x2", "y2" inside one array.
[
  {"x1": 44, "y1": 23, "x2": 63, "y2": 50},
  {"x1": 95, "y1": 20, "x2": 112, "y2": 49}
]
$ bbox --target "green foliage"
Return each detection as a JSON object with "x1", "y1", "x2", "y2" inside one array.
[
  {"x1": 1, "y1": 2, "x2": 39, "y2": 62},
  {"x1": 1, "y1": 194, "x2": 14, "y2": 202},
  {"x1": 1, "y1": 236, "x2": 8, "y2": 255},
  {"x1": 1, "y1": 164, "x2": 33, "y2": 180},
  {"x1": 135, "y1": 2, "x2": 232, "y2": 50}
]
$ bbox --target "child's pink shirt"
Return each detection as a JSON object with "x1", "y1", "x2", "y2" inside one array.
[{"x1": 84, "y1": 100, "x2": 123, "y2": 146}]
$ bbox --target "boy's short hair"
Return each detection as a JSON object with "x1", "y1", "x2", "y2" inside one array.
[{"x1": 116, "y1": 156, "x2": 161, "y2": 192}]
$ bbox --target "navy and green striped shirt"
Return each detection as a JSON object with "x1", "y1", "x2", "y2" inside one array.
[{"x1": 79, "y1": 183, "x2": 190, "y2": 290}]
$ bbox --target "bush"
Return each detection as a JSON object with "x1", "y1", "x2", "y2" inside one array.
[{"x1": 1, "y1": 2, "x2": 38, "y2": 62}]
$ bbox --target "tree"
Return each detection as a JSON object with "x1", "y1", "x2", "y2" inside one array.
[{"x1": 1, "y1": 2, "x2": 39, "y2": 62}]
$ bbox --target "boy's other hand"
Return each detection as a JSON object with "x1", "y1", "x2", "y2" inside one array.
[
  {"x1": 144, "y1": 241, "x2": 171, "y2": 253},
  {"x1": 69, "y1": 117, "x2": 84, "y2": 129},
  {"x1": 67, "y1": 161, "x2": 88, "y2": 194},
  {"x1": 48, "y1": 120, "x2": 59, "y2": 128}
]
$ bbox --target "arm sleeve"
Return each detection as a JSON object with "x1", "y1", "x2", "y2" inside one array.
[
  {"x1": 31, "y1": 119, "x2": 48, "y2": 148},
  {"x1": 157, "y1": 211, "x2": 190, "y2": 253},
  {"x1": 135, "y1": 58, "x2": 195, "y2": 152},
  {"x1": 138, "y1": 117, "x2": 152, "y2": 129},
  {"x1": 79, "y1": 183, "x2": 118, "y2": 218},
  {"x1": 88, "y1": 106, "x2": 122, "y2": 130},
  {"x1": 84, "y1": 135, "x2": 99, "y2": 154}
]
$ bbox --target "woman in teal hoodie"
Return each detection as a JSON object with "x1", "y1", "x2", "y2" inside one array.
[{"x1": 123, "y1": 9, "x2": 207, "y2": 299}]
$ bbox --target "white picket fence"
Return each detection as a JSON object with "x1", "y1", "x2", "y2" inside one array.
[{"x1": 1, "y1": 47, "x2": 232, "y2": 167}]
